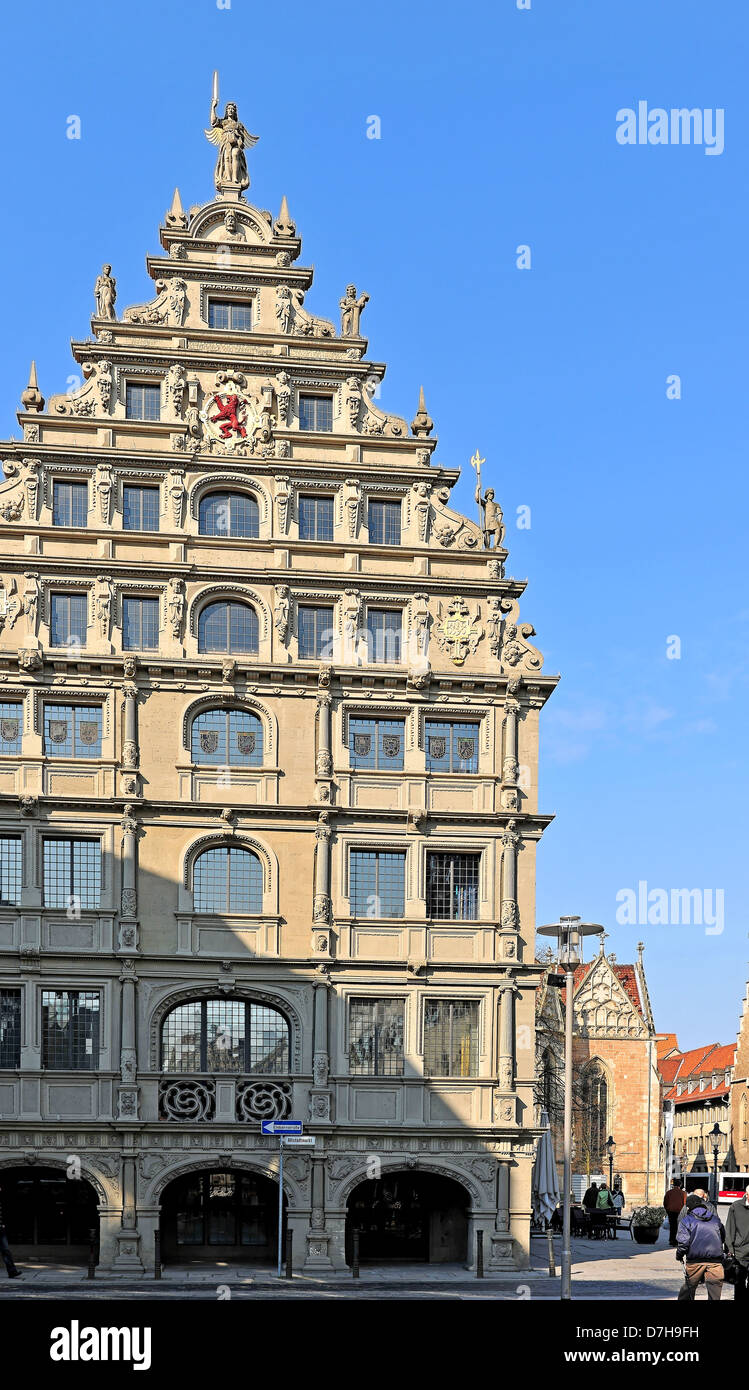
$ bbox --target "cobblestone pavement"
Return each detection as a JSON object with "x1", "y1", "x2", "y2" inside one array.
[{"x1": 0, "y1": 1229, "x2": 736, "y2": 1300}]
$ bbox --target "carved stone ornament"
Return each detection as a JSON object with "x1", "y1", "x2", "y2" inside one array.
[
  {"x1": 123, "y1": 278, "x2": 187, "y2": 326},
  {"x1": 18, "y1": 648, "x2": 43, "y2": 674},
  {"x1": 433, "y1": 597, "x2": 483, "y2": 666},
  {"x1": 340, "y1": 285, "x2": 369, "y2": 337},
  {"x1": 205, "y1": 78, "x2": 259, "y2": 194},
  {"x1": 200, "y1": 370, "x2": 264, "y2": 452},
  {"x1": 498, "y1": 599, "x2": 544, "y2": 674}
]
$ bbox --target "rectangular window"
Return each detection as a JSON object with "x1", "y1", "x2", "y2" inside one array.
[
  {"x1": 426, "y1": 852, "x2": 480, "y2": 920},
  {"x1": 423, "y1": 999, "x2": 479, "y2": 1077},
  {"x1": 425, "y1": 721, "x2": 480, "y2": 774},
  {"x1": 43, "y1": 839, "x2": 101, "y2": 910},
  {"x1": 208, "y1": 300, "x2": 253, "y2": 331},
  {"x1": 42, "y1": 990, "x2": 100, "y2": 1071},
  {"x1": 0, "y1": 838, "x2": 22, "y2": 907},
  {"x1": 298, "y1": 495, "x2": 334, "y2": 542},
  {"x1": 50, "y1": 593, "x2": 87, "y2": 649},
  {"x1": 299, "y1": 395, "x2": 333, "y2": 432},
  {"x1": 123, "y1": 485, "x2": 160, "y2": 532},
  {"x1": 365, "y1": 609, "x2": 402, "y2": 664},
  {"x1": 368, "y1": 499, "x2": 401, "y2": 546},
  {"x1": 0, "y1": 702, "x2": 23, "y2": 756},
  {"x1": 43, "y1": 705, "x2": 102, "y2": 759},
  {"x1": 125, "y1": 383, "x2": 161, "y2": 421},
  {"x1": 122, "y1": 597, "x2": 159, "y2": 651},
  {"x1": 350, "y1": 849, "x2": 406, "y2": 918},
  {"x1": 52, "y1": 481, "x2": 88, "y2": 528},
  {"x1": 349, "y1": 717, "x2": 405, "y2": 770},
  {"x1": 349, "y1": 998, "x2": 405, "y2": 1076},
  {"x1": 297, "y1": 605, "x2": 334, "y2": 660},
  {"x1": 0, "y1": 989, "x2": 21, "y2": 1068}
]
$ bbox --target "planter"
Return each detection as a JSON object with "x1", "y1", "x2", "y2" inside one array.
[{"x1": 632, "y1": 1226, "x2": 660, "y2": 1244}]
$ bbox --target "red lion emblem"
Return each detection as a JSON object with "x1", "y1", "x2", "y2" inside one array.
[{"x1": 210, "y1": 393, "x2": 247, "y2": 439}]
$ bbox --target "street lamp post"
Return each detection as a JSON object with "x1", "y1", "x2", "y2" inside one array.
[
  {"x1": 538, "y1": 915, "x2": 604, "y2": 1301},
  {"x1": 709, "y1": 1122, "x2": 724, "y2": 1207},
  {"x1": 606, "y1": 1135, "x2": 616, "y2": 1192}
]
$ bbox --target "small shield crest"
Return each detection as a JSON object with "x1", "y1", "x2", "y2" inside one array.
[
  {"x1": 382, "y1": 735, "x2": 401, "y2": 758},
  {"x1": 199, "y1": 730, "x2": 220, "y2": 754},
  {"x1": 236, "y1": 731, "x2": 256, "y2": 755},
  {"x1": 0, "y1": 719, "x2": 19, "y2": 742},
  {"x1": 428, "y1": 736, "x2": 447, "y2": 760},
  {"x1": 353, "y1": 733, "x2": 372, "y2": 757},
  {"x1": 48, "y1": 720, "x2": 68, "y2": 744},
  {"x1": 457, "y1": 738, "x2": 476, "y2": 762},
  {"x1": 78, "y1": 721, "x2": 99, "y2": 746}
]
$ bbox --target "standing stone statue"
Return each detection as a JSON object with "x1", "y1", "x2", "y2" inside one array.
[
  {"x1": 475, "y1": 487, "x2": 505, "y2": 549},
  {"x1": 94, "y1": 265, "x2": 117, "y2": 320},
  {"x1": 339, "y1": 284, "x2": 369, "y2": 336},
  {"x1": 205, "y1": 73, "x2": 259, "y2": 193}
]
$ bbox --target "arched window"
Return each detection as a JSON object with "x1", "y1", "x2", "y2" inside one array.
[
  {"x1": 161, "y1": 998, "x2": 290, "y2": 1073},
  {"x1": 191, "y1": 709, "x2": 263, "y2": 766},
  {"x1": 580, "y1": 1062, "x2": 608, "y2": 1170},
  {"x1": 199, "y1": 492, "x2": 259, "y2": 539},
  {"x1": 198, "y1": 601, "x2": 259, "y2": 654},
  {"x1": 193, "y1": 845, "x2": 263, "y2": 913}
]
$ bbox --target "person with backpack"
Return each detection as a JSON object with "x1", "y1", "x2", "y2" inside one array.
[{"x1": 676, "y1": 1192, "x2": 726, "y2": 1301}]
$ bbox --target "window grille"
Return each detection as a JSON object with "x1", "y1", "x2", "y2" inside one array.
[
  {"x1": 123, "y1": 485, "x2": 159, "y2": 532},
  {"x1": 193, "y1": 845, "x2": 263, "y2": 913},
  {"x1": 425, "y1": 721, "x2": 479, "y2": 773},
  {"x1": 41, "y1": 990, "x2": 100, "y2": 1070},
  {"x1": 368, "y1": 499, "x2": 401, "y2": 546},
  {"x1": 0, "y1": 989, "x2": 21, "y2": 1068},
  {"x1": 349, "y1": 718, "x2": 405, "y2": 770},
  {"x1": 126, "y1": 383, "x2": 161, "y2": 420},
  {"x1": 423, "y1": 999, "x2": 479, "y2": 1077},
  {"x1": 299, "y1": 396, "x2": 333, "y2": 432},
  {"x1": 0, "y1": 702, "x2": 23, "y2": 756},
  {"x1": 191, "y1": 709, "x2": 263, "y2": 766},
  {"x1": 426, "y1": 852, "x2": 480, "y2": 919},
  {"x1": 198, "y1": 492, "x2": 260, "y2": 538},
  {"x1": 43, "y1": 839, "x2": 101, "y2": 910},
  {"x1": 122, "y1": 597, "x2": 159, "y2": 651},
  {"x1": 349, "y1": 998, "x2": 405, "y2": 1076},
  {"x1": 0, "y1": 839, "x2": 21, "y2": 907},
  {"x1": 297, "y1": 606, "x2": 334, "y2": 660},
  {"x1": 53, "y1": 481, "x2": 88, "y2": 528},
  {"x1": 161, "y1": 999, "x2": 289, "y2": 1073},
  {"x1": 50, "y1": 593, "x2": 87, "y2": 648},
  {"x1": 298, "y1": 495, "x2": 334, "y2": 542},
  {"x1": 365, "y1": 609, "x2": 402, "y2": 664},
  {"x1": 208, "y1": 301, "x2": 253, "y2": 331},
  {"x1": 43, "y1": 705, "x2": 102, "y2": 759},
  {"x1": 198, "y1": 602, "x2": 259, "y2": 654},
  {"x1": 350, "y1": 849, "x2": 405, "y2": 918}
]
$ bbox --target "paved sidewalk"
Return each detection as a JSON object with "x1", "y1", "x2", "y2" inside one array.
[{"x1": 0, "y1": 1228, "x2": 735, "y2": 1299}]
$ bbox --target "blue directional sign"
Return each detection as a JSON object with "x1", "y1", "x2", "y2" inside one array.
[{"x1": 261, "y1": 1120, "x2": 303, "y2": 1135}]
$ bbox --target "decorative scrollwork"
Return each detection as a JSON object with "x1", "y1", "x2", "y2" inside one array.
[
  {"x1": 236, "y1": 1080, "x2": 291, "y2": 1122},
  {"x1": 159, "y1": 1079, "x2": 215, "y2": 1122}
]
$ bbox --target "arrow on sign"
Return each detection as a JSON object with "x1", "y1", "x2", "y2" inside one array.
[{"x1": 260, "y1": 1120, "x2": 303, "y2": 1135}]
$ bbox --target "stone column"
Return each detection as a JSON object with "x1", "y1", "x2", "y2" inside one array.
[
  {"x1": 490, "y1": 1159, "x2": 515, "y2": 1269},
  {"x1": 498, "y1": 981, "x2": 515, "y2": 1091},
  {"x1": 121, "y1": 678, "x2": 140, "y2": 798},
  {"x1": 308, "y1": 971, "x2": 333, "y2": 1129},
  {"x1": 118, "y1": 805, "x2": 139, "y2": 954},
  {"x1": 315, "y1": 665, "x2": 334, "y2": 805},
  {"x1": 499, "y1": 819, "x2": 520, "y2": 929},
  {"x1": 312, "y1": 811, "x2": 333, "y2": 959},
  {"x1": 111, "y1": 1151, "x2": 144, "y2": 1272},
  {"x1": 501, "y1": 680, "x2": 521, "y2": 809}
]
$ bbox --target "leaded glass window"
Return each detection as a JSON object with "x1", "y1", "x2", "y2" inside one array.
[
  {"x1": 298, "y1": 495, "x2": 334, "y2": 541},
  {"x1": 50, "y1": 593, "x2": 87, "y2": 648},
  {"x1": 208, "y1": 300, "x2": 253, "y2": 331},
  {"x1": 365, "y1": 609, "x2": 402, "y2": 664},
  {"x1": 423, "y1": 999, "x2": 479, "y2": 1077},
  {"x1": 0, "y1": 839, "x2": 21, "y2": 907},
  {"x1": 191, "y1": 709, "x2": 263, "y2": 766},
  {"x1": 43, "y1": 839, "x2": 101, "y2": 910},
  {"x1": 198, "y1": 492, "x2": 260, "y2": 538},
  {"x1": 299, "y1": 395, "x2": 333, "y2": 432},
  {"x1": 368, "y1": 499, "x2": 401, "y2": 546},
  {"x1": 123, "y1": 485, "x2": 159, "y2": 532},
  {"x1": 193, "y1": 845, "x2": 263, "y2": 914},
  {"x1": 426, "y1": 852, "x2": 480, "y2": 920},
  {"x1": 41, "y1": 990, "x2": 100, "y2": 1070},
  {"x1": 425, "y1": 720, "x2": 479, "y2": 773},
  {"x1": 0, "y1": 702, "x2": 22, "y2": 756},
  {"x1": 198, "y1": 601, "x2": 259, "y2": 654},
  {"x1": 43, "y1": 705, "x2": 102, "y2": 759},
  {"x1": 123, "y1": 597, "x2": 159, "y2": 651},
  {"x1": 297, "y1": 606, "x2": 334, "y2": 660},
  {"x1": 349, "y1": 717, "x2": 404, "y2": 770},
  {"x1": 350, "y1": 849, "x2": 406, "y2": 918},
  {"x1": 349, "y1": 998, "x2": 404, "y2": 1076},
  {"x1": 0, "y1": 989, "x2": 21, "y2": 1068},
  {"x1": 126, "y1": 383, "x2": 161, "y2": 420},
  {"x1": 161, "y1": 999, "x2": 290, "y2": 1074},
  {"x1": 52, "y1": 481, "x2": 88, "y2": 528}
]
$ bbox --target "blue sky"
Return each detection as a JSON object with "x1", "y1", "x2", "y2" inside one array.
[{"x1": 0, "y1": 0, "x2": 747, "y2": 1048}]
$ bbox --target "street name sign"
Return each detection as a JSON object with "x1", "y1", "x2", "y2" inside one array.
[{"x1": 261, "y1": 1120, "x2": 303, "y2": 1135}]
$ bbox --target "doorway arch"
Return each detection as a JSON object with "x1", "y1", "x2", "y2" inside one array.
[
  {"x1": 345, "y1": 1170, "x2": 470, "y2": 1264},
  {"x1": 160, "y1": 1168, "x2": 284, "y2": 1264},
  {"x1": 0, "y1": 1166, "x2": 99, "y2": 1263}
]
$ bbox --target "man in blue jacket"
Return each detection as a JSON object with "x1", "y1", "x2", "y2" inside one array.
[{"x1": 676, "y1": 1193, "x2": 725, "y2": 1301}]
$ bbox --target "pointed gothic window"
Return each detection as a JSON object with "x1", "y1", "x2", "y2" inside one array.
[{"x1": 580, "y1": 1062, "x2": 609, "y2": 1171}]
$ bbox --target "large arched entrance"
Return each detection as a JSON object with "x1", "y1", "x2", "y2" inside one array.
[
  {"x1": 346, "y1": 1171, "x2": 470, "y2": 1264},
  {"x1": 0, "y1": 1166, "x2": 99, "y2": 1263},
  {"x1": 160, "y1": 1169, "x2": 283, "y2": 1264}
]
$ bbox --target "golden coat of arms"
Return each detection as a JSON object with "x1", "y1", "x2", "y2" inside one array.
[{"x1": 434, "y1": 597, "x2": 483, "y2": 666}]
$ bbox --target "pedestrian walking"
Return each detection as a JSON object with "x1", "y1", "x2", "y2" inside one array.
[
  {"x1": 0, "y1": 1200, "x2": 21, "y2": 1279},
  {"x1": 582, "y1": 1182, "x2": 598, "y2": 1211},
  {"x1": 676, "y1": 1193, "x2": 725, "y2": 1302},
  {"x1": 663, "y1": 1178, "x2": 686, "y2": 1247},
  {"x1": 725, "y1": 1190, "x2": 749, "y2": 1304}
]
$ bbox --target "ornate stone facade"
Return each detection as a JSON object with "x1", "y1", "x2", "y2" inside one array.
[{"x1": 0, "y1": 93, "x2": 557, "y2": 1273}]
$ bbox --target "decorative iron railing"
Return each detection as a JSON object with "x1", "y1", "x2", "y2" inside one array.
[{"x1": 158, "y1": 1076, "x2": 292, "y2": 1123}]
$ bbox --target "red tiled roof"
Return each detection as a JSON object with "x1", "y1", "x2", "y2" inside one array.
[
  {"x1": 657, "y1": 1033, "x2": 679, "y2": 1059},
  {"x1": 659, "y1": 1041, "x2": 736, "y2": 1099},
  {"x1": 668, "y1": 1081, "x2": 731, "y2": 1105}
]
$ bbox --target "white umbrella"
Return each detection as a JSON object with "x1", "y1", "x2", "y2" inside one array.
[{"x1": 532, "y1": 1111, "x2": 561, "y2": 1225}]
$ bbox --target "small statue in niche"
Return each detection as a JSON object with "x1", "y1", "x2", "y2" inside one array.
[
  {"x1": 475, "y1": 486, "x2": 505, "y2": 549},
  {"x1": 275, "y1": 286, "x2": 293, "y2": 335},
  {"x1": 95, "y1": 576, "x2": 113, "y2": 639},
  {"x1": 339, "y1": 284, "x2": 369, "y2": 337},
  {"x1": 168, "y1": 576, "x2": 185, "y2": 639},
  {"x1": 94, "y1": 265, "x2": 117, "y2": 320},
  {"x1": 274, "y1": 585, "x2": 290, "y2": 643}
]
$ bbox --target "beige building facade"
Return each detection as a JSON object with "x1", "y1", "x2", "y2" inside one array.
[{"x1": 0, "y1": 97, "x2": 557, "y2": 1271}]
